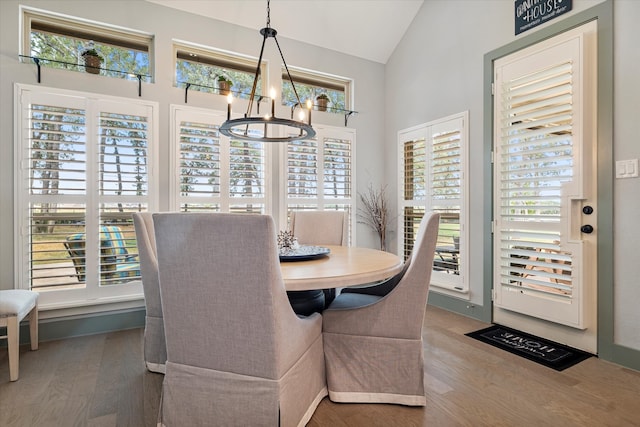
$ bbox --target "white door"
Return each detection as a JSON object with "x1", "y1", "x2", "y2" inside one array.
[{"x1": 493, "y1": 22, "x2": 598, "y2": 353}]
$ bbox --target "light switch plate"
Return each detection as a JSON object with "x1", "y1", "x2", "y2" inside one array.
[{"x1": 615, "y1": 159, "x2": 639, "y2": 179}]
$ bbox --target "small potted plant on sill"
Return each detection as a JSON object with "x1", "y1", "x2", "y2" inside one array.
[
  {"x1": 315, "y1": 94, "x2": 330, "y2": 112},
  {"x1": 217, "y1": 76, "x2": 233, "y2": 95},
  {"x1": 81, "y1": 48, "x2": 103, "y2": 75}
]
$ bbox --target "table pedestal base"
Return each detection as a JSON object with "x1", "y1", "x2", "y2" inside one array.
[{"x1": 287, "y1": 290, "x2": 325, "y2": 316}]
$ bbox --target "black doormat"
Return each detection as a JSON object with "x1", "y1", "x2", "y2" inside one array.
[{"x1": 465, "y1": 325, "x2": 593, "y2": 371}]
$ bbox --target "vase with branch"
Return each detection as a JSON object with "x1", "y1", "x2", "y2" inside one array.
[{"x1": 357, "y1": 184, "x2": 390, "y2": 251}]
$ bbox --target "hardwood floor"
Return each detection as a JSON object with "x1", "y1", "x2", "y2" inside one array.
[{"x1": 1, "y1": 306, "x2": 639, "y2": 426}]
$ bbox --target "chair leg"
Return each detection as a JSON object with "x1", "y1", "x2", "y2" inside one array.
[
  {"x1": 7, "y1": 316, "x2": 19, "y2": 381},
  {"x1": 28, "y1": 307, "x2": 39, "y2": 351}
]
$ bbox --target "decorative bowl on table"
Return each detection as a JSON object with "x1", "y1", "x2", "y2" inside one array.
[{"x1": 279, "y1": 245, "x2": 331, "y2": 261}]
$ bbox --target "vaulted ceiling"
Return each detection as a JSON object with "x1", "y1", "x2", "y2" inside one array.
[{"x1": 146, "y1": 0, "x2": 424, "y2": 64}]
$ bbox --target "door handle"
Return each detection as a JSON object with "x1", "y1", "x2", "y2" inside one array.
[{"x1": 580, "y1": 224, "x2": 594, "y2": 234}]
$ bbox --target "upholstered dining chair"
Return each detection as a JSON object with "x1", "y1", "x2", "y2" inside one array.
[
  {"x1": 290, "y1": 210, "x2": 348, "y2": 247},
  {"x1": 321, "y1": 212, "x2": 440, "y2": 406},
  {"x1": 153, "y1": 213, "x2": 327, "y2": 426},
  {"x1": 289, "y1": 210, "x2": 349, "y2": 311},
  {"x1": 132, "y1": 212, "x2": 166, "y2": 374}
]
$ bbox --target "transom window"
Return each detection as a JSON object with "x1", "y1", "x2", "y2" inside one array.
[
  {"x1": 175, "y1": 42, "x2": 264, "y2": 99},
  {"x1": 282, "y1": 68, "x2": 350, "y2": 112},
  {"x1": 22, "y1": 8, "x2": 153, "y2": 81}
]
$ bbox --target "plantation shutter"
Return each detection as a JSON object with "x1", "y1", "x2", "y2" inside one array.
[
  {"x1": 176, "y1": 116, "x2": 222, "y2": 212},
  {"x1": 399, "y1": 113, "x2": 467, "y2": 292},
  {"x1": 285, "y1": 126, "x2": 355, "y2": 243},
  {"x1": 287, "y1": 139, "x2": 318, "y2": 198},
  {"x1": 172, "y1": 106, "x2": 267, "y2": 214},
  {"x1": 97, "y1": 104, "x2": 152, "y2": 286},
  {"x1": 26, "y1": 97, "x2": 88, "y2": 290},
  {"x1": 496, "y1": 61, "x2": 575, "y2": 298},
  {"x1": 16, "y1": 86, "x2": 155, "y2": 306}
]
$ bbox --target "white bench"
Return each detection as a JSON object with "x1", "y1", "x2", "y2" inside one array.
[{"x1": 0, "y1": 290, "x2": 39, "y2": 381}]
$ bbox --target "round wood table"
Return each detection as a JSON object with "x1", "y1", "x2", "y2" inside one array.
[{"x1": 280, "y1": 245, "x2": 404, "y2": 291}]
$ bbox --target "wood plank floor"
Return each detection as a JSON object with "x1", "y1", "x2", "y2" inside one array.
[{"x1": 1, "y1": 306, "x2": 639, "y2": 426}]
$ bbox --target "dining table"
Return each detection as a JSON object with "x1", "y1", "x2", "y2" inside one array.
[{"x1": 280, "y1": 245, "x2": 404, "y2": 292}]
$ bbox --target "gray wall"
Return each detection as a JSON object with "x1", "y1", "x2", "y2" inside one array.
[{"x1": 386, "y1": 0, "x2": 640, "y2": 357}]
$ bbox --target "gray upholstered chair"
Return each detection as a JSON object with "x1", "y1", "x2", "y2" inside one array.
[
  {"x1": 153, "y1": 213, "x2": 327, "y2": 426},
  {"x1": 132, "y1": 212, "x2": 166, "y2": 374},
  {"x1": 289, "y1": 210, "x2": 348, "y2": 311},
  {"x1": 290, "y1": 210, "x2": 348, "y2": 247},
  {"x1": 321, "y1": 212, "x2": 440, "y2": 406}
]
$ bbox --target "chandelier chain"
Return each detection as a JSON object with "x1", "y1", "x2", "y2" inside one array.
[{"x1": 266, "y1": 0, "x2": 271, "y2": 28}]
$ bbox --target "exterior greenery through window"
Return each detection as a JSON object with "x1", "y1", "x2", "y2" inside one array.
[
  {"x1": 282, "y1": 80, "x2": 346, "y2": 111},
  {"x1": 25, "y1": 11, "x2": 151, "y2": 81},
  {"x1": 176, "y1": 53, "x2": 261, "y2": 99}
]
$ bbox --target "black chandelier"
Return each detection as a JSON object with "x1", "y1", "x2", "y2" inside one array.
[{"x1": 219, "y1": 0, "x2": 316, "y2": 143}]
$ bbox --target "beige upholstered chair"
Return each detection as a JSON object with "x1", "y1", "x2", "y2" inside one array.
[
  {"x1": 290, "y1": 210, "x2": 348, "y2": 247},
  {"x1": 322, "y1": 212, "x2": 440, "y2": 406},
  {"x1": 153, "y1": 213, "x2": 327, "y2": 426},
  {"x1": 290, "y1": 210, "x2": 348, "y2": 311},
  {"x1": 132, "y1": 212, "x2": 166, "y2": 374},
  {"x1": 0, "y1": 290, "x2": 38, "y2": 381}
]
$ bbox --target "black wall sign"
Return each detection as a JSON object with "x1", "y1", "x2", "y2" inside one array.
[{"x1": 515, "y1": 0, "x2": 573, "y2": 35}]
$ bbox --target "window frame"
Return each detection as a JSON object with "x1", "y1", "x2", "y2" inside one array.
[
  {"x1": 21, "y1": 6, "x2": 154, "y2": 81},
  {"x1": 173, "y1": 40, "x2": 266, "y2": 99},
  {"x1": 14, "y1": 84, "x2": 159, "y2": 309},
  {"x1": 398, "y1": 111, "x2": 469, "y2": 295},
  {"x1": 282, "y1": 66, "x2": 352, "y2": 112},
  {"x1": 169, "y1": 105, "x2": 273, "y2": 215},
  {"x1": 281, "y1": 125, "x2": 357, "y2": 244}
]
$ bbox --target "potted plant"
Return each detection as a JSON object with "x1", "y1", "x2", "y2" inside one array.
[
  {"x1": 315, "y1": 94, "x2": 330, "y2": 112},
  {"x1": 217, "y1": 75, "x2": 233, "y2": 95},
  {"x1": 81, "y1": 48, "x2": 103, "y2": 75}
]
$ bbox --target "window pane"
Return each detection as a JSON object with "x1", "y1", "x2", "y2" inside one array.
[
  {"x1": 282, "y1": 80, "x2": 346, "y2": 111},
  {"x1": 99, "y1": 112, "x2": 149, "y2": 197},
  {"x1": 176, "y1": 58, "x2": 261, "y2": 99},
  {"x1": 31, "y1": 203, "x2": 86, "y2": 290},
  {"x1": 323, "y1": 137, "x2": 351, "y2": 198},
  {"x1": 30, "y1": 32, "x2": 150, "y2": 81}
]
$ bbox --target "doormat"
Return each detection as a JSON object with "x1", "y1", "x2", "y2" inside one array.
[{"x1": 465, "y1": 325, "x2": 593, "y2": 371}]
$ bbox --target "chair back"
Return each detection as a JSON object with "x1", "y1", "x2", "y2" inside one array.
[
  {"x1": 153, "y1": 213, "x2": 299, "y2": 378},
  {"x1": 375, "y1": 212, "x2": 440, "y2": 338},
  {"x1": 290, "y1": 210, "x2": 348, "y2": 246},
  {"x1": 132, "y1": 212, "x2": 166, "y2": 371}
]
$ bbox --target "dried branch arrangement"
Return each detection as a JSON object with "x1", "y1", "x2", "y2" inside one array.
[{"x1": 357, "y1": 184, "x2": 390, "y2": 251}]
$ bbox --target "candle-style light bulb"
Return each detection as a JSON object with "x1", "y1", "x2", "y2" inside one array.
[
  {"x1": 226, "y1": 93, "x2": 233, "y2": 120},
  {"x1": 306, "y1": 99, "x2": 312, "y2": 125},
  {"x1": 298, "y1": 110, "x2": 305, "y2": 121},
  {"x1": 270, "y1": 87, "x2": 276, "y2": 118}
]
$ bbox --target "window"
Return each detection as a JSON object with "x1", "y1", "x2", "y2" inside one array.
[
  {"x1": 285, "y1": 126, "x2": 356, "y2": 243},
  {"x1": 174, "y1": 42, "x2": 264, "y2": 99},
  {"x1": 398, "y1": 112, "x2": 468, "y2": 293},
  {"x1": 15, "y1": 84, "x2": 158, "y2": 307},
  {"x1": 171, "y1": 106, "x2": 271, "y2": 214},
  {"x1": 281, "y1": 68, "x2": 350, "y2": 112},
  {"x1": 22, "y1": 8, "x2": 153, "y2": 81}
]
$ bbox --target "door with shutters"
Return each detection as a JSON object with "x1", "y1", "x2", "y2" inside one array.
[{"x1": 493, "y1": 22, "x2": 597, "y2": 353}]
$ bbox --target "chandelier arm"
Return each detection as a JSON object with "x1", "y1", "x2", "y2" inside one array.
[
  {"x1": 246, "y1": 31, "x2": 270, "y2": 118},
  {"x1": 274, "y1": 36, "x2": 303, "y2": 107}
]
